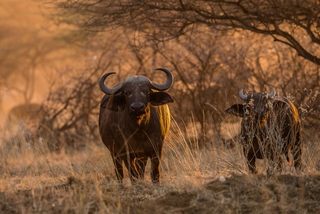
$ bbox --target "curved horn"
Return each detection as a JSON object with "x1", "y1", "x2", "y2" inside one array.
[
  {"x1": 239, "y1": 89, "x2": 248, "y2": 100},
  {"x1": 267, "y1": 88, "x2": 276, "y2": 98},
  {"x1": 150, "y1": 68, "x2": 174, "y2": 91},
  {"x1": 99, "y1": 72, "x2": 122, "y2": 95}
]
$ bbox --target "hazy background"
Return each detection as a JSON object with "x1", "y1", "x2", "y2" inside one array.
[
  {"x1": 1, "y1": 0, "x2": 318, "y2": 148},
  {"x1": 0, "y1": 0, "x2": 81, "y2": 123},
  {"x1": 0, "y1": 1, "x2": 319, "y2": 212}
]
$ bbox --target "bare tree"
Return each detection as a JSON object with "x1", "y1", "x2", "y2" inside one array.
[
  {"x1": 39, "y1": 1, "x2": 319, "y2": 150},
  {"x1": 57, "y1": 0, "x2": 320, "y2": 65}
]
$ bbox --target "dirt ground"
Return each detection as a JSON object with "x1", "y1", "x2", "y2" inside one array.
[
  {"x1": 0, "y1": 173, "x2": 319, "y2": 213},
  {"x1": 137, "y1": 174, "x2": 320, "y2": 213}
]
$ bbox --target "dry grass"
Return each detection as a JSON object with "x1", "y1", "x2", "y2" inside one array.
[{"x1": 0, "y1": 121, "x2": 319, "y2": 213}]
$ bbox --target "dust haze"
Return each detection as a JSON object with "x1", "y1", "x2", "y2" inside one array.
[{"x1": 0, "y1": 0, "x2": 319, "y2": 213}]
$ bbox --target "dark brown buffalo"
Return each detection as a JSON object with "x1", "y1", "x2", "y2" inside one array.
[
  {"x1": 226, "y1": 89, "x2": 302, "y2": 174},
  {"x1": 99, "y1": 68, "x2": 174, "y2": 183}
]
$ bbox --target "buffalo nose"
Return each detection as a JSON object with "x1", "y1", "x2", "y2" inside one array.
[{"x1": 130, "y1": 102, "x2": 145, "y2": 112}]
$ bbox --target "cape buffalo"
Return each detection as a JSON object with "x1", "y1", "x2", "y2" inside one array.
[
  {"x1": 226, "y1": 89, "x2": 302, "y2": 174},
  {"x1": 99, "y1": 68, "x2": 174, "y2": 183}
]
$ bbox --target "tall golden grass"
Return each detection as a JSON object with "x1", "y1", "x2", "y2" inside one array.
[{"x1": 0, "y1": 116, "x2": 319, "y2": 212}]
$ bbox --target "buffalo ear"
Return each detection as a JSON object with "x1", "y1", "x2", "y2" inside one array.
[
  {"x1": 150, "y1": 92, "x2": 174, "y2": 106},
  {"x1": 101, "y1": 94, "x2": 125, "y2": 111},
  {"x1": 225, "y1": 104, "x2": 245, "y2": 117}
]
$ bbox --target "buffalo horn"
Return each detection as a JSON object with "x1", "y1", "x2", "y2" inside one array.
[
  {"x1": 267, "y1": 88, "x2": 276, "y2": 98},
  {"x1": 150, "y1": 68, "x2": 173, "y2": 91},
  {"x1": 99, "y1": 72, "x2": 122, "y2": 95},
  {"x1": 239, "y1": 89, "x2": 248, "y2": 100}
]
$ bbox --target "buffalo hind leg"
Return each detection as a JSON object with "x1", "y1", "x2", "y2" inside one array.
[
  {"x1": 245, "y1": 148, "x2": 257, "y2": 174},
  {"x1": 113, "y1": 157, "x2": 124, "y2": 183},
  {"x1": 292, "y1": 131, "x2": 302, "y2": 171},
  {"x1": 151, "y1": 155, "x2": 161, "y2": 183}
]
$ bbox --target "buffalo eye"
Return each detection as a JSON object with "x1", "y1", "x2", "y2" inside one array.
[
  {"x1": 244, "y1": 105, "x2": 251, "y2": 115},
  {"x1": 123, "y1": 91, "x2": 132, "y2": 97},
  {"x1": 140, "y1": 91, "x2": 147, "y2": 97}
]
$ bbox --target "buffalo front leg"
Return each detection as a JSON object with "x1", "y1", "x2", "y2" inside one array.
[
  {"x1": 112, "y1": 157, "x2": 124, "y2": 183},
  {"x1": 124, "y1": 156, "x2": 140, "y2": 183},
  {"x1": 150, "y1": 155, "x2": 161, "y2": 183},
  {"x1": 266, "y1": 153, "x2": 283, "y2": 175},
  {"x1": 266, "y1": 143, "x2": 284, "y2": 175},
  {"x1": 134, "y1": 156, "x2": 148, "y2": 179}
]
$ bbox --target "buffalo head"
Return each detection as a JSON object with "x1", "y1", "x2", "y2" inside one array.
[
  {"x1": 99, "y1": 68, "x2": 173, "y2": 118},
  {"x1": 226, "y1": 89, "x2": 276, "y2": 128}
]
